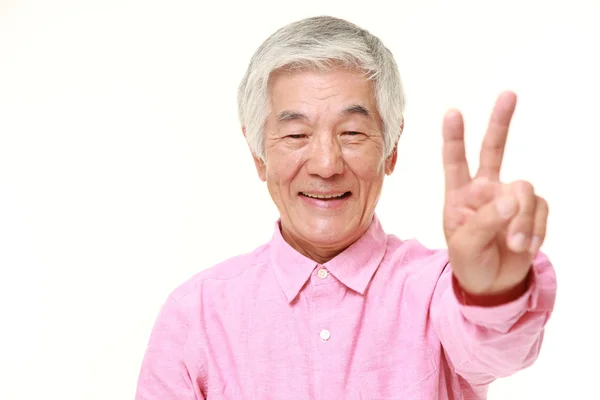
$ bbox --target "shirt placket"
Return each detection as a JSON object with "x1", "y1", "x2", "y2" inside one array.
[{"x1": 309, "y1": 264, "x2": 339, "y2": 399}]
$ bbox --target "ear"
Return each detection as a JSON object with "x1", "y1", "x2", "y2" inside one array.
[
  {"x1": 252, "y1": 155, "x2": 267, "y2": 182},
  {"x1": 384, "y1": 144, "x2": 398, "y2": 175},
  {"x1": 385, "y1": 118, "x2": 404, "y2": 175},
  {"x1": 242, "y1": 126, "x2": 267, "y2": 182}
]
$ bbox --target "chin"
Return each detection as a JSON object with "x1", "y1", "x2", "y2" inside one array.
[{"x1": 299, "y1": 215, "x2": 359, "y2": 245}]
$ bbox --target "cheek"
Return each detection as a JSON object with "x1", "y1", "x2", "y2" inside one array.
[
  {"x1": 265, "y1": 150, "x2": 305, "y2": 187},
  {"x1": 345, "y1": 151, "x2": 386, "y2": 181}
]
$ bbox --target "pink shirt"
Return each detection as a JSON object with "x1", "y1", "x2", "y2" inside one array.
[{"x1": 135, "y1": 215, "x2": 556, "y2": 399}]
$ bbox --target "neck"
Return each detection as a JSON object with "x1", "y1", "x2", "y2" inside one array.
[{"x1": 279, "y1": 221, "x2": 371, "y2": 264}]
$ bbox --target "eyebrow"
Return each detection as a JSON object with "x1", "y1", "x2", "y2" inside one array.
[
  {"x1": 276, "y1": 110, "x2": 308, "y2": 122},
  {"x1": 276, "y1": 104, "x2": 372, "y2": 123},
  {"x1": 341, "y1": 104, "x2": 371, "y2": 117}
]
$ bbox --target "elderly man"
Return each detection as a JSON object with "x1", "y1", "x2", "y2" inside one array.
[{"x1": 135, "y1": 16, "x2": 556, "y2": 399}]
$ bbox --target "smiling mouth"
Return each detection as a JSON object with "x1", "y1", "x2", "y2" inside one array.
[{"x1": 300, "y1": 192, "x2": 352, "y2": 200}]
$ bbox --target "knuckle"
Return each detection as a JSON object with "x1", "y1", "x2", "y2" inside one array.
[
  {"x1": 537, "y1": 196, "x2": 549, "y2": 212},
  {"x1": 511, "y1": 180, "x2": 535, "y2": 195}
]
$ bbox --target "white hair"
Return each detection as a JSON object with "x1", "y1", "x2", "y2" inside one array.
[{"x1": 237, "y1": 16, "x2": 406, "y2": 161}]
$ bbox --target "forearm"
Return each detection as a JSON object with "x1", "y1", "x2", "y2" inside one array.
[{"x1": 431, "y1": 252, "x2": 557, "y2": 384}]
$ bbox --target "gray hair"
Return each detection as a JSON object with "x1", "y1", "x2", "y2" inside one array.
[{"x1": 237, "y1": 16, "x2": 406, "y2": 161}]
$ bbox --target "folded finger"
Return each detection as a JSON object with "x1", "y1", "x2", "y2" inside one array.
[{"x1": 506, "y1": 181, "x2": 536, "y2": 253}]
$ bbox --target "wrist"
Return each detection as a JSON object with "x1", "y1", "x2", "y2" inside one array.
[{"x1": 455, "y1": 269, "x2": 532, "y2": 307}]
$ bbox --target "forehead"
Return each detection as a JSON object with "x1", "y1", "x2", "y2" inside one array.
[{"x1": 267, "y1": 68, "x2": 378, "y2": 118}]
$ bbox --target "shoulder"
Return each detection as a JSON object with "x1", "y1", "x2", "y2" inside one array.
[
  {"x1": 385, "y1": 234, "x2": 448, "y2": 269},
  {"x1": 379, "y1": 234, "x2": 452, "y2": 288},
  {"x1": 168, "y1": 241, "x2": 272, "y2": 305}
]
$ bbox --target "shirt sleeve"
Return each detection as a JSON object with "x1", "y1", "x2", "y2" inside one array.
[
  {"x1": 135, "y1": 295, "x2": 204, "y2": 400},
  {"x1": 429, "y1": 251, "x2": 557, "y2": 386}
]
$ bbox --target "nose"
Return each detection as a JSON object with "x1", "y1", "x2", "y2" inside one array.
[{"x1": 305, "y1": 132, "x2": 344, "y2": 178}]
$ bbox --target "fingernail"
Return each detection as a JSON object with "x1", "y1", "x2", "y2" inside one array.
[
  {"x1": 496, "y1": 196, "x2": 517, "y2": 219},
  {"x1": 529, "y1": 236, "x2": 541, "y2": 256},
  {"x1": 509, "y1": 233, "x2": 526, "y2": 252}
]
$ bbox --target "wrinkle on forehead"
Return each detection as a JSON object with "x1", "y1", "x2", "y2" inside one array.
[{"x1": 267, "y1": 69, "x2": 379, "y2": 123}]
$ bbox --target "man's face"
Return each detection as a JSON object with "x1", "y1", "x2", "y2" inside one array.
[{"x1": 251, "y1": 68, "x2": 397, "y2": 261}]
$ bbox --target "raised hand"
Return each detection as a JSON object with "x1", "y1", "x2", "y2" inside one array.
[{"x1": 442, "y1": 91, "x2": 549, "y2": 303}]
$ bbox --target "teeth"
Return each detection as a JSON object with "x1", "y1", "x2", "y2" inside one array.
[{"x1": 302, "y1": 192, "x2": 346, "y2": 199}]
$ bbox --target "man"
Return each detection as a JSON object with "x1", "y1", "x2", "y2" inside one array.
[{"x1": 135, "y1": 16, "x2": 556, "y2": 399}]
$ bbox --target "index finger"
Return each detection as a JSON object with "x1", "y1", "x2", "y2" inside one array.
[
  {"x1": 476, "y1": 91, "x2": 517, "y2": 180},
  {"x1": 443, "y1": 109, "x2": 471, "y2": 193}
]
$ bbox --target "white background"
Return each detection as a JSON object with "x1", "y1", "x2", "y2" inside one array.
[{"x1": 1, "y1": 0, "x2": 598, "y2": 398}]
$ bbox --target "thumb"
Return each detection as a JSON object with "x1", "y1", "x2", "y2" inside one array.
[{"x1": 458, "y1": 195, "x2": 518, "y2": 248}]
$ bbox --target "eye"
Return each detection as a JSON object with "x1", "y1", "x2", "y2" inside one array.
[
  {"x1": 343, "y1": 131, "x2": 364, "y2": 136},
  {"x1": 285, "y1": 134, "x2": 307, "y2": 139}
]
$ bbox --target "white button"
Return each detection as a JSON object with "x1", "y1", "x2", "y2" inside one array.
[
  {"x1": 317, "y1": 269, "x2": 328, "y2": 279},
  {"x1": 320, "y1": 329, "x2": 331, "y2": 341}
]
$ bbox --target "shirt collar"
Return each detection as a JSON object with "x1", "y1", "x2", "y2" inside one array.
[{"x1": 269, "y1": 214, "x2": 388, "y2": 303}]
